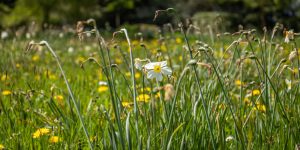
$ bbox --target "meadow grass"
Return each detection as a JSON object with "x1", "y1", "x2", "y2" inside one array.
[{"x1": 0, "y1": 19, "x2": 300, "y2": 150}]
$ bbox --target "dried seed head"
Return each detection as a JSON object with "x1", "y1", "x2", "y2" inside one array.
[
  {"x1": 289, "y1": 50, "x2": 297, "y2": 61},
  {"x1": 284, "y1": 30, "x2": 294, "y2": 43},
  {"x1": 164, "y1": 84, "x2": 174, "y2": 101}
]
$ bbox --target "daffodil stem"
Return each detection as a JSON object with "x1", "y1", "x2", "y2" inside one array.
[
  {"x1": 121, "y1": 28, "x2": 140, "y2": 149},
  {"x1": 40, "y1": 41, "x2": 93, "y2": 150}
]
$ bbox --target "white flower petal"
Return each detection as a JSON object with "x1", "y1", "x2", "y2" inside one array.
[
  {"x1": 156, "y1": 73, "x2": 163, "y2": 81},
  {"x1": 145, "y1": 62, "x2": 156, "y2": 70},
  {"x1": 161, "y1": 67, "x2": 172, "y2": 75},
  {"x1": 160, "y1": 61, "x2": 167, "y2": 67},
  {"x1": 147, "y1": 70, "x2": 155, "y2": 79}
]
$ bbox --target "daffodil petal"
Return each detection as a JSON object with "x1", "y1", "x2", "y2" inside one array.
[
  {"x1": 145, "y1": 62, "x2": 155, "y2": 70},
  {"x1": 161, "y1": 67, "x2": 172, "y2": 75},
  {"x1": 156, "y1": 73, "x2": 163, "y2": 81},
  {"x1": 160, "y1": 61, "x2": 167, "y2": 67},
  {"x1": 147, "y1": 70, "x2": 155, "y2": 79}
]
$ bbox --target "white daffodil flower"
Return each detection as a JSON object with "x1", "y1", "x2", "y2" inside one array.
[{"x1": 144, "y1": 61, "x2": 172, "y2": 81}]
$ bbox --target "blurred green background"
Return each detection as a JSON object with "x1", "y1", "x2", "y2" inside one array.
[{"x1": 0, "y1": 0, "x2": 299, "y2": 30}]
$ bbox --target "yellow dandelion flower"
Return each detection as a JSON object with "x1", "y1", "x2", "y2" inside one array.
[
  {"x1": 137, "y1": 94, "x2": 150, "y2": 102},
  {"x1": 155, "y1": 92, "x2": 161, "y2": 99},
  {"x1": 16, "y1": 63, "x2": 21, "y2": 68},
  {"x1": 253, "y1": 102, "x2": 266, "y2": 113},
  {"x1": 125, "y1": 72, "x2": 131, "y2": 77},
  {"x1": 54, "y1": 95, "x2": 63, "y2": 101},
  {"x1": 98, "y1": 86, "x2": 109, "y2": 93},
  {"x1": 252, "y1": 89, "x2": 261, "y2": 96},
  {"x1": 1, "y1": 75, "x2": 9, "y2": 81},
  {"x1": 175, "y1": 38, "x2": 182, "y2": 44},
  {"x1": 49, "y1": 74, "x2": 57, "y2": 80},
  {"x1": 161, "y1": 45, "x2": 167, "y2": 52},
  {"x1": 135, "y1": 72, "x2": 141, "y2": 79},
  {"x1": 32, "y1": 128, "x2": 50, "y2": 139},
  {"x1": 115, "y1": 58, "x2": 122, "y2": 64},
  {"x1": 140, "y1": 87, "x2": 151, "y2": 93},
  {"x1": 125, "y1": 72, "x2": 141, "y2": 79},
  {"x1": 0, "y1": 144, "x2": 4, "y2": 150},
  {"x1": 122, "y1": 101, "x2": 133, "y2": 108},
  {"x1": 179, "y1": 56, "x2": 183, "y2": 62},
  {"x1": 2, "y1": 90, "x2": 12, "y2": 96},
  {"x1": 235, "y1": 80, "x2": 244, "y2": 86},
  {"x1": 32, "y1": 55, "x2": 40, "y2": 61},
  {"x1": 49, "y1": 136, "x2": 61, "y2": 143}
]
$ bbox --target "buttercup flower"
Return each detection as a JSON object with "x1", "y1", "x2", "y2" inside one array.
[
  {"x1": 32, "y1": 128, "x2": 50, "y2": 138},
  {"x1": 2, "y1": 90, "x2": 12, "y2": 96},
  {"x1": 0, "y1": 144, "x2": 4, "y2": 150},
  {"x1": 49, "y1": 136, "x2": 61, "y2": 143},
  {"x1": 144, "y1": 61, "x2": 172, "y2": 81}
]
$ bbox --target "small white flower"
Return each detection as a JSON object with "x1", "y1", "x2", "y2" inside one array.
[
  {"x1": 98, "y1": 81, "x2": 108, "y2": 86},
  {"x1": 134, "y1": 58, "x2": 143, "y2": 70},
  {"x1": 226, "y1": 135, "x2": 234, "y2": 142},
  {"x1": 144, "y1": 61, "x2": 172, "y2": 81},
  {"x1": 1, "y1": 31, "x2": 8, "y2": 39},
  {"x1": 285, "y1": 79, "x2": 292, "y2": 91},
  {"x1": 59, "y1": 33, "x2": 64, "y2": 38},
  {"x1": 68, "y1": 47, "x2": 74, "y2": 53}
]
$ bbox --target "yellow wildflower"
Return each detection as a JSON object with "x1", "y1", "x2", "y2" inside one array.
[
  {"x1": 252, "y1": 89, "x2": 261, "y2": 96},
  {"x1": 179, "y1": 56, "x2": 183, "y2": 61},
  {"x1": 122, "y1": 101, "x2": 133, "y2": 109},
  {"x1": 125, "y1": 72, "x2": 131, "y2": 77},
  {"x1": 115, "y1": 58, "x2": 122, "y2": 64},
  {"x1": 16, "y1": 63, "x2": 21, "y2": 68},
  {"x1": 125, "y1": 72, "x2": 141, "y2": 79},
  {"x1": 161, "y1": 45, "x2": 167, "y2": 52},
  {"x1": 175, "y1": 38, "x2": 182, "y2": 44},
  {"x1": 137, "y1": 94, "x2": 150, "y2": 102},
  {"x1": 49, "y1": 136, "x2": 61, "y2": 143},
  {"x1": 32, "y1": 55, "x2": 40, "y2": 61},
  {"x1": 1, "y1": 75, "x2": 9, "y2": 81},
  {"x1": 140, "y1": 87, "x2": 151, "y2": 93},
  {"x1": 98, "y1": 86, "x2": 109, "y2": 93},
  {"x1": 155, "y1": 92, "x2": 161, "y2": 99},
  {"x1": 235, "y1": 80, "x2": 244, "y2": 86},
  {"x1": 32, "y1": 128, "x2": 50, "y2": 138},
  {"x1": 54, "y1": 95, "x2": 63, "y2": 101},
  {"x1": 2, "y1": 90, "x2": 12, "y2": 96},
  {"x1": 135, "y1": 72, "x2": 141, "y2": 79},
  {"x1": 253, "y1": 102, "x2": 266, "y2": 113},
  {"x1": 0, "y1": 144, "x2": 4, "y2": 150}
]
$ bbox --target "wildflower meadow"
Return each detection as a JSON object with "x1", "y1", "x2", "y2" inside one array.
[{"x1": 1, "y1": 8, "x2": 300, "y2": 150}]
